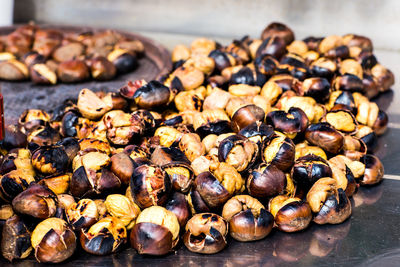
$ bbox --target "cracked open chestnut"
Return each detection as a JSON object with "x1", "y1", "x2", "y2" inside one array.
[
  {"x1": 305, "y1": 122, "x2": 344, "y2": 154},
  {"x1": 266, "y1": 107, "x2": 309, "y2": 139},
  {"x1": 306, "y1": 178, "x2": 352, "y2": 224},
  {"x1": 12, "y1": 183, "x2": 58, "y2": 219},
  {"x1": 359, "y1": 154, "x2": 384, "y2": 185},
  {"x1": 269, "y1": 195, "x2": 312, "y2": 232},
  {"x1": 222, "y1": 195, "x2": 274, "y2": 242},
  {"x1": 105, "y1": 194, "x2": 140, "y2": 230},
  {"x1": 32, "y1": 145, "x2": 69, "y2": 175},
  {"x1": 130, "y1": 164, "x2": 170, "y2": 209},
  {"x1": 66, "y1": 198, "x2": 99, "y2": 230},
  {"x1": 261, "y1": 133, "x2": 295, "y2": 172},
  {"x1": 130, "y1": 206, "x2": 179, "y2": 255},
  {"x1": 31, "y1": 218, "x2": 76, "y2": 263},
  {"x1": 247, "y1": 163, "x2": 286, "y2": 199},
  {"x1": 80, "y1": 216, "x2": 127, "y2": 255},
  {"x1": 1, "y1": 215, "x2": 32, "y2": 262}
]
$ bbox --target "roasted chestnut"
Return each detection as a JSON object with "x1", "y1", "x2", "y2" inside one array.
[
  {"x1": 218, "y1": 134, "x2": 258, "y2": 172},
  {"x1": 1, "y1": 215, "x2": 32, "y2": 262},
  {"x1": 130, "y1": 164, "x2": 170, "y2": 209},
  {"x1": 310, "y1": 57, "x2": 336, "y2": 80},
  {"x1": 359, "y1": 154, "x2": 384, "y2": 185},
  {"x1": 247, "y1": 163, "x2": 286, "y2": 199},
  {"x1": 0, "y1": 169, "x2": 35, "y2": 202},
  {"x1": 231, "y1": 104, "x2": 265, "y2": 133},
  {"x1": 132, "y1": 80, "x2": 171, "y2": 109},
  {"x1": 0, "y1": 59, "x2": 29, "y2": 81},
  {"x1": 38, "y1": 173, "x2": 71, "y2": 195},
  {"x1": 183, "y1": 213, "x2": 228, "y2": 254},
  {"x1": 66, "y1": 198, "x2": 99, "y2": 230},
  {"x1": 222, "y1": 195, "x2": 274, "y2": 241},
  {"x1": 77, "y1": 88, "x2": 112, "y2": 120},
  {"x1": 266, "y1": 107, "x2": 309, "y2": 139},
  {"x1": 261, "y1": 133, "x2": 295, "y2": 172},
  {"x1": 261, "y1": 22, "x2": 295, "y2": 45},
  {"x1": 291, "y1": 154, "x2": 333, "y2": 192},
  {"x1": 57, "y1": 60, "x2": 90, "y2": 83},
  {"x1": 31, "y1": 218, "x2": 76, "y2": 263},
  {"x1": 103, "y1": 110, "x2": 145, "y2": 145},
  {"x1": 193, "y1": 109, "x2": 232, "y2": 137},
  {"x1": 80, "y1": 216, "x2": 127, "y2": 255},
  {"x1": 105, "y1": 194, "x2": 140, "y2": 230},
  {"x1": 130, "y1": 206, "x2": 180, "y2": 255},
  {"x1": 301, "y1": 77, "x2": 331, "y2": 103},
  {"x1": 1, "y1": 125, "x2": 27, "y2": 150},
  {"x1": 12, "y1": 184, "x2": 57, "y2": 219},
  {"x1": 32, "y1": 145, "x2": 69, "y2": 175},
  {"x1": 305, "y1": 122, "x2": 344, "y2": 154},
  {"x1": 306, "y1": 178, "x2": 352, "y2": 224},
  {"x1": 110, "y1": 152, "x2": 135, "y2": 185},
  {"x1": 18, "y1": 109, "x2": 50, "y2": 134},
  {"x1": 163, "y1": 162, "x2": 194, "y2": 193},
  {"x1": 88, "y1": 56, "x2": 116, "y2": 80},
  {"x1": 238, "y1": 121, "x2": 274, "y2": 148},
  {"x1": 166, "y1": 192, "x2": 191, "y2": 228},
  {"x1": 328, "y1": 155, "x2": 360, "y2": 196},
  {"x1": 269, "y1": 195, "x2": 312, "y2": 232},
  {"x1": 108, "y1": 48, "x2": 138, "y2": 74}
]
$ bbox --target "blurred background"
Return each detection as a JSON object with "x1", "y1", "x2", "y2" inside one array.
[{"x1": 12, "y1": 0, "x2": 400, "y2": 51}]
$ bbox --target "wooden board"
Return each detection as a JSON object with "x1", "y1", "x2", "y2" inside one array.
[{"x1": 0, "y1": 24, "x2": 172, "y2": 125}]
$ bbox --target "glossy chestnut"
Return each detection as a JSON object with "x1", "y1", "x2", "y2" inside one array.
[
  {"x1": 31, "y1": 218, "x2": 76, "y2": 263},
  {"x1": 305, "y1": 122, "x2": 344, "y2": 154},
  {"x1": 359, "y1": 154, "x2": 384, "y2": 185},
  {"x1": 166, "y1": 191, "x2": 192, "y2": 228},
  {"x1": 66, "y1": 198, "x2": 99, "y2": 230},
  {"x1": 183, "y1": 213, "x2": 228, "y2": 254},
  {"x1": 247, "y1": 163, "x2": 286, "y2": 199},
  {"x1": 231, "y1": 104, "x2": 265, "y2": 133},
  {"x1": 261, "y1": 22, "x2": 295, "y2": 45},
  {"x1": 222, "y1": 195, "x2": 274, "y2": 242},
  {"x1": 256, "y1": 36, "x2": 287, "y2": 60},
  {"x1": 57, "y1": 60, "x2": 90, "y2": 83},
  {"x1": 261, "y1": 133, "x2": 295, "y2": 172},
  {"x1": 107, "y1": 48, "x2": 138, "y2": 74},
  {"x1": 1, "y1": 215, "x2": 32, "y2": 262},
  {"x1": 266, "y1": 107, "x2": 309, "y2": 138}
]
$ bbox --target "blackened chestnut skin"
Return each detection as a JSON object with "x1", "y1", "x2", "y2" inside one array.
[
  {"x1": 230, "y1": 66, "x2": 266, "y2": 87},
  {"x1": 130, "y1": 165, "x2": 171, "y2": 209},
  {"x1": 261, "y1": 134, "x2": 295, "y2": 172},
  {"x1": 305, "y1": 122, "x2": 344, "y2": 154},
  {"x1": 247, "y1": 164, "x2": 286, "y2": 199},
  {"x1": 359, "y1": 154, "x2": 384, "y2": 185},
  {"x1": 133, "y1": 81, "x2": 171, "y2": 109},
  {"x1": 113, "y1": 53, "x2": 138, "y2": 74},
  {"x1": 261, "y1": 22, "x2": 295, "y2": 45},
  {"x1": 32, "y1": 145, "x2": 69, "y2": 175},
  {"x1": 1, "y1": 215, "x2": 32, "y2": 262},
  {"x1": 302, "y1": 77, "x2": 331, "y2": 103},
  {"x1": 2, "y1": 126, "x2": 27, "y2": 150},
  {"x1": 239, "y1": 121, "x2": 274, "y2": 146},
  {"x1": 61, "y1": 111, "x2": 79, "y2": 137},
  {"x1": 229, "y1": 208, "x2": 274, "y2": 242},
  {"x1": 254, "y1": 54, "x2": 278, "y2": 76},
  {"x1": 166, "y1": 192, "x2": 191, "y2": 228},
  {"x1": 187, "y1": 189, "x2": 211, "y2": 214},
  {"x1": 314, "y1": 189, "x2": 352, "y2": 225},
  {"x1": 130, "y1": 222, "x2": 174, "y2": 255},
  {"x1": 56, "y1": 137, "x2": 80, "y2": 164},
  {"x1": 194, "y1": 172, "x2": 231, "y2": 209},
  {"x1": 209, "y1": 50, "x2": 232, "y2": 72},
  {"x1": 291, "y1": 154, "x2": 333, "y2": 192},
  {"x1": 266, "y1": 107, "x2": 309, "y2": 136},
  {"x1": 256, "y1": 36, "x2": 287, "y2": 60}
]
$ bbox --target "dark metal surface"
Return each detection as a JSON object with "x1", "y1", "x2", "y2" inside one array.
[{"x1": 0, "y1": 24, "x2": 172, "y2": 125}]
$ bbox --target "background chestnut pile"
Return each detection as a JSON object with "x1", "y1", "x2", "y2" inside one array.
[
  {"x1": 0, "y1": 22, "x2": 394, "y2": 263},
  {"x1": 0, "y1": 24, "x2": 143, "y2": 84}
]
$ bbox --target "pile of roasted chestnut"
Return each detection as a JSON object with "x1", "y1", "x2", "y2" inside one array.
[
  {"x1": 0, "y1": 22, "x2": 394, "y2": 263},
  {"x1": 0, "y1": 24, "x2": 143, "y2": 84}
]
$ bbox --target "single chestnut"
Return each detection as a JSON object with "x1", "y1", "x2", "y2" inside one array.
[
  {"x1": 12, "y1": 184, "x2": 58, "y2": 219},
  {"x1": 359, "y1": 154, "x2": 384, "y2": 185},
  {"x1": 57, "y1": 59, "x2": 90, "y2": 83},
  {"x1": 31, "y1": 145, "x2": 69, "y2": 175},
  {"x1": 231, "y1": 104, "x2": 265, "y2": 133},
  {"x1": 80, "y1": 216, "x2": 127, "y2": 255},
  {"x1": 1, "y1": 215, "x2": 32, "y2": 262},
  {"x1": 130, "y1": 164, "x2": 171, "y2": 209},
  {"x1": 266, "y1": 107, "x2": 309, "y2": 139},
  {"x1": 165, "y1": 191, "x2": 192, "y2": 228},
  {"x1": 163, "y1": 162, "x2": 194, "y2": 193},
  {"x1": 31, "y1": 218, "x2": 76, "y2": 263},
  {"x1": 306, "y1": 178, "x2": 352, "y2": 224},
  {"x1": 183, "y1": 213, "x2": 228, "y2": 254},
  {"x1": 305, "y1": 122, "x2": 344, "y2": 154},
  {"x1": 88, "y1": 56, "x2": 117, "y2": 80},
  {"x1": 247, "y1": 163, "x2": 287, "y2": 199},
  {"x1": 301, "y1": 77, "x2": 331, "y2": 103},
  {"x1": 107, "y1": 48, "x2": 138, "y2": 74},
  {"x1": 38, "y1": 173, "x2": 71, "y2": 195},
  {"x1": 130, "y1": 206, "x2": 180, "y2": 255},
  {"x1": 261, "y1": 133, "x2": 295, "y2": 172},
  {"x1": 66, "y1": 198, "x2": 99, "y2": 230},
  {"x1": 18, "y1": 109, "x2": 50, "y2": 134},
  {"x1": 104, "y1": 194, "x2": 141, "y2": 230},
  {"x1": 0, "y1": 169, "x2": 35, "y2": 202},
  {"x1": 261, "y1": 22, "x2": 295, "y2": 45},
  {"x1": 222, "y1": 195, "x2": 274, "y2": 242},
  {"x1": 0, "y1": 59, "x2": 29, "y2": 81},
  {"x1": 27, "y1": 125, "x2": 61, "y2": 147},
  {"x1": 238, "y1": 121, "x2": 274, "y2": 148},
  {"x1": 269, "y1": 195, "x2": 312, "y2": 232}
]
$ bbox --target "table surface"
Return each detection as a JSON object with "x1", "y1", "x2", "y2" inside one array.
[{"x1": 1, "y1": 32, "x2": 400, "y2": 267}]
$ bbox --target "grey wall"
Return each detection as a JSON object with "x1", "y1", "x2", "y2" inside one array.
[{"x1": 14, "y1": 0, "x2": 400, "y2": 51}]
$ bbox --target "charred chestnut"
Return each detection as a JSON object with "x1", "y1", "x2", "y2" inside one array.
[
  {"x1": 306, "y1": 178, "x2": 352, "y2": 224},
  {"x1": 32, "y1": 145, "x2": 69, "y2": 175},
  {"x1": 80, "y1": 216, "x2": 127, "y2": 255},
  {"x1": 38, "y1": 173, "x2": 71, "y2": 195},
  {"x1": 1, "y1": 215, "x2": 32, "y2": 262},
  {"x1": 261, "y1": 133, "x2": 295, "y2": 172},
  {"x1": 88, "y1": 56, "x2": 116, "y2": 80},
  {"x1": 130, "y1": 164, "x2": 170, "y2": 209},
  {"x1": 108, "y1": 48, "x2": 138, "y2": 74},
  {"x1": 163, "y1": 162, "x2": 194, "y2": 193},
  {"x1": 27, "y1": 125, "x2": 61, "y2": 147},
  {"x1": 193, "y1": 109, "x2": 232, "y2": 137},
  {"x1": 238, "y1": 121, "x2": 274, "y2": 147},
  {"x1": 222, "y1": 195, "x2": 273, "y2": 242},
  {"x1": 18, "y1": 109, "x2": 50, "y2": 134},
  {"x1": 266, "y1": 107, "x2": 309, "y2": 139},
  {"x1": 269, "y1": 195, "x2": 312, "y2": 232},
  {"x1": 247, "y1": 163, "x2": 286, "y2": 199},
  {"x1": 261, "y1": 22, "x2": 295, "y2": 45},
  {"x1": 333, "y1": 74, "x2": 364, "y2": 93},
  {"x1": 166, "y1": 192, "x2": 191, "y2": 228},
  {"x1": 301, "y1": 77, "x2": 331, "y2": 103},
  {"x1": 291, "y1": 154, "x2": 333, "y2": 192},
  {"x1": 66, "y1": 198, "x2": 98, "y2": 230},
  {"x1": 305, "y1": 122, "x2": 344, "y2": 154},
  {"x1": 130, "y1": 206, "x2": 180, "y2": 255},
  {"x1": 359, "y1": 154, "x2": 384, "y2": 185},
  {"x1": 256, "y1": 36, "x2": 287, "y2": 60},
  {"x1": 31, "y1": 218, "x2": 76, "y2": 263},
  {"x1": 218, "y1": 134, "x2": 258, "y2": 172},
  {"x1": 184, "y1": 213, "x2": 228, "y2": 254},
  {"x1": 103, "y1": 110, "x2": 145, "y2": 145},
  {"x1": 12, "y1": 184, "x2": 57, "y2": 219},
  {"x1": 0, "y1": 169, "x2": 35, "y2": 202}
]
